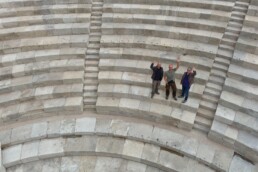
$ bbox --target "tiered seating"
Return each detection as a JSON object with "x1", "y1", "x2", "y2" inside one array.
[
  {"x1": 96, "y1": 0, "x2": 234, "y2": 130},
  {"x1": 0, "y1": 0, "x2": 91, "y2": 123},
  {"x1": 209, "y1": 0, "x2": 258, "y2": 163},
  {"x1": 0, "y1": 117, "x2": 234, "y2": 172}
]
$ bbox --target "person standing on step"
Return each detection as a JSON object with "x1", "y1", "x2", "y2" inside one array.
[
  {"x1": 178, "y1": 66, "x2": 196, "y2": 103},
  {"x1": 150, "y1": 61, "x2": 163, "y2": 98},
  {"x1": 164, "y1": 57, "x2": 180, "y2": 101}
]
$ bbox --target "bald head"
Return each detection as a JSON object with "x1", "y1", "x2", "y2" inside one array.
[{"x1": 169, "y1": 64, "x2": 173, "y2": 70}]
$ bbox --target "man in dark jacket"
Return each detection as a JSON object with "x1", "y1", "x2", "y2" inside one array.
[
  {"x1": 178, "y1": 67, "x2": 196, "y2": 103},
  {"x1": 150, "y1": 61, "x2": 163, "y2": 98}
]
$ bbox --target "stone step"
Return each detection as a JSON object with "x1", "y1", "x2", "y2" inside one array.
[
  {"x1": 234, "y1": 6, "x2": 248, "y2": 13},
  {"x1": 193, "y1": 123, "x2": 209, "y2": 134},
  {"x1": 214, "y1": 57, "x2": 230, "y2": 66},
  {"x1": 209, "y1": 76, "x2": 224, "y2": 85},
  {"x1": 232, "y1": 11, "x2": 246, "y2": 18},
  {"x1": 221, "y1": 38, "x2": 236, "y2": 47},
  {"x1": 228, "y1": 21, "x2": 242, "y2": 28},
  {"x1": 86, "y1": 55, "x2": 100, "y2": 60},
  {"x1": 217, "y1": 49, "x2": 233, "y2": 59},
  {"x1": 84, "y1": 79, "x2": 99, "y2": 85},
  {"x1": 83, "y1": 91, "x2": 97, "y2": 98},
  {"x1": 89, "y1": 36, "x2": 101, "y2": 43},
  {"x1": 88, "y1": 44, "x2": 100, "y2": 49},
  {"x1": 92, "y1": 7, "x2": 103, "y2": 12},
  {"x1": 90, "y1": 26, "x2": 101, "y2": 32},
  {"x1": 92, "y1": 2, "x2": 103, "y2": 6},
  {"x1": 213, "y1": 63, "x2": 228, "y2": 72},
  {"x1": 91, "y1": 20, "x2": 102, "y2": 26},
  {"x1": 83, "y1": 98, "x2": 97, "y2": 105},
  {"x1": 210, "y1": 69, "x2": 227, "y2": 78},
  {"x1": 197, "y1": 107, "x2": 214, "y2": 120},
  {"x1": 84, "y1": 85, "x2": 98, "y2": 91},
  {"x1": 84, "y1": 72, "x2": 98, "y2": 78},
  {"x1": 204, "y1": 88, "x2": 220, "y2": 98},
  {"x1": 83, "y1": 104, "x2": 96, "y2": 110},
  {"x1": 225, "y1": 26, "x2": 241, "y2": 34},
  {"x1": 200, "y1": 101, "x2": 217, "y2": 112},
  {"x1": 206, "y1": 82, "x2": 222, "y2": 91},
  {"x1": 230, "y1": 16, "x2": 244, "y2": 23},
  {"x1": 90, "y1": 32, "x2": 101, "y2": 36},
  {"x1": 87, "y1": 49, "x2": 99, "y2": 55},
  {"x1": 235, "y1": 1, "x2": 249, "y2": 8},
  {"x1": 219, "y1": 44, "x2": 234, "y2": 51},
  {"x1": 91, "y1": 16, "x2": 102, "y2": 21},
  {"x1": 223, "y1": 32, "x2": 238, "y2": 40},
  {"x1": 202, "y1": 94, "x2": 219, "y2": 104},
  {"x1": 195, "y1": 116, "x2": 212, "y2": 129},
  {"x1": 85, "y1": 66, "x2": 99, "y2": 72},
  {"x1": 92, "y1": 11, "x2": 102, "y2": 16},
  {"x1": 85, "y1": 60, "x2": 99, "y2": 66}
]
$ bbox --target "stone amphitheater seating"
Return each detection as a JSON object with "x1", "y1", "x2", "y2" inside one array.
[
  {"x1": 0, "y1": 117, "x2": 235, "y2": 172},
  {"x1": 0, "y1": 0, "x2": 91, "y2": 123}
]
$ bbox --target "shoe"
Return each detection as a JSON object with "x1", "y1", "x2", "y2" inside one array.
[
  {"x1": 166, "y1": 96, "x2": 168, "y2": 100},
  {"x1": 178, "y1": 95, "x2": 184, "y2": 98},
  {"x1": 182, "y1": 99, "x2": 187, "y2": 103},
  {"x1": 155, "y1": 91, "x2": 160, "y2": 95},
  {"x1": 173, "y1": 97, "x2": 177, "y2": 101},
  {"x1": 151, "y1": 93, "x2": 154, "y2": 98}
]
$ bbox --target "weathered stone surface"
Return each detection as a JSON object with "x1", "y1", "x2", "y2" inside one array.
[
  {"x1": 96, "y1": 137, "x2": 125, "y2": 156},
  {"x1": 196, "y1": 144, "x2": 215, "y2": 165},
  {"x1": 60, "y1": 119, "x2": 75, "y2": 136},
  {"x1": 47, "y1": 120, "x2": 61, "y2": 138},
  {"x1": 38, "y1": 138, "x2": 65, "y2": 159},
  {"x1": 126, "y1": 161, "x2": 146, "y2": 172},
  {"x1": 42, "y1": 158, "x2": 60, "y2": 172},
  {"x1": 31, "y1": 122, "x2": 48, "y2": 139},
  {"x1": 229, "y1": 155, "x2": 255, "y2": 172},
  {"x1": 123, "y1": 140, "x2": 144, "y2": 161},
  {"x1": 0, "y1": 143, "x2": 6, "y2": 172},
  {"x1": 141, "y1": 143, "x2": 160, "y2": 164},
  {"x1": 180, "y1": 137, "x2": 199, "y2": 158},
  {"x1": 2, "y1": 144, "x2": 22, "y2": 167},
  {"x1": 75, "y1": 117, "x2": 96, "y2": 134},
  {"x1": 11, "y1": 125, "x2": 32, "y2": 144},
  {"x1": 127, "y1": 123, "x2": 153, "y2": 141},
  {"x1": 21, "y1": 141, "x2": 40, "y2": 163},
  {"x1": 0, "y1": 130, "x2": 11, "y2": 146}
]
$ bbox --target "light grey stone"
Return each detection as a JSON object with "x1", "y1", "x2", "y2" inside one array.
[
  {"x1": 75, "y1": 117, "x2": 96, "y2": 134},
  {"x1": 215, "y1": 105, "x2": 235, "y2": 125},
  {"x1": 141, "y1": 143, "x2": 160, "y2": 163},
  {"x1": 123, "y1": 139, "x2": 144, "y2": 161},
  {"x1": 21, "y1": 141, "x2": 40, "y2": 163},
  {"x1": 158, "y1": 150, "x2": 187, "y2": 172},
  {"x1": 110, "y1": 120, "x2": 130, "y2": 137},
  {"x1": 180, "y1": 137, "x2": 199, "y2": 158},
  {"x1": 196, "y1": 144, "x2": 215, "y2": 165},
  {"x1": 60, "y1": 157, "x2": 80, "y2": 172},
  {"x1": 47, "y1": 120, "x2": 61, "y2": 138},
  {"x1": 31, "y1": 122, "x2": 48, "y2": 139},
  {"x1": 60, "y1": 119, "x2": 75, "y2": 136},
  {"x1": 185, "y1": 159, "x2": 215, "y2": 172},
  {"x1": 11, "y1": 125, "x2": 32, "y2": 144},
  {"x1": 229, "y1": 155, "x2": 255, "y2": 172},
  {"x1": 127, "y1": 161, "x2": 146, "y2": 172},
  {"x1": 42, "y1": 158, "x2": 60, "y2": 172},
  {"x1": 22, "y1": 160, "x2": 42, "y2": 172},
  {"x1": 212, "y1": 150, "x2": 233, "y2": 172},
  {"x1": 96, "y1": 137, "x2": 125, "y2": 156},
  {"x1": 127, "y1": 123, "x2": 153, "y2": 141},
  {"x1": 64, "y1": 136, "x2": 97, "y2": 155},
  {"x1": 0, "y1": 130, "x2": 11, "y2": 145},
  {"x1": 95, "y1": 118, "x2": 112, "y2": 135},
  {"x1": 2, "y1": 144, "x2": 22, "y2": 167},
  {"x1": 38, "y1": 138, "x2": 65, "y2": 159},
  {"x1": 79, "y1": 156, "x2": 97, "y2": 172}
]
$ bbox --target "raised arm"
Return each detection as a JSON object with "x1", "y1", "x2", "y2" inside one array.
[
  {"x1": 176, "y1": 57, "x2": 180, "y2": 70},
  {"x1": 150, "y1": 61, "x2": 155, "y2": 70},
  {"x1": 192, "y1": 67, "x2": 196, "y2": 76}
]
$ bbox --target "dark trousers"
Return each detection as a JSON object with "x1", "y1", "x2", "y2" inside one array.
[
  {"x1": 152, "y1": 80, "x2": 160, "y2": 94},
  {"x1": 166, "y1": 81, "x2": 177, "y2": 98},
  {"x1": 181, "y1": 85, "x2": 190, "y2": 101}
]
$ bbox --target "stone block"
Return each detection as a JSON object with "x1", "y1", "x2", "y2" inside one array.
[
  {"x1": 141, "y1": 143, "x2": 160, "y2": 164},
  {"x1": 196, "y1": 144, "x2": 215, "y2": 165},
  {"x1": 60, "y1": 119, "x2": 75, "y2": 136},
  {"x1": 96, "y1": 137, "x2": 125, "y2": 156},
  {"x1": 47, "y1": 120, "x2": 61, "y2": 138},
  {"x1": 64, "y1": 136, "x2": 97, "y2": 156},
  {"x1": 110, "y1": 120, "x2": 130, "y2": 137},
  {"x1": 42, "y1": 158, "x2": 60, "y2": 172},
  {"x1": 158, "y1": 150, "x2": 186, "y2": 172},
  {"x1": 127, "y1": 161, "x2": 146, "y2": 172},
  {"x1": 119, "y1": 98, "x2": 140, "y2": 113},
  {"x1": 35, "y1": 86, "x2": 54, "y2": 99},
  {"x1": 123, "y1": 139, "x2": 144, "y2": 161},
  {"x1": 180, "y1": 137, "x2": 199, "y2": 158},
  {"x1": 2, "y1": 144, "x2": 22, "y2": 167},
  {"x1": 95, "y1": 118, "x2": 112, "y2": 135},
  {"x1": 215, "y1": 104, "x2": 235, "y2": 125},
  {"x1": 31, "y1": 122, "x2": 48, "y2": 139},
  {"x1": 38, "y1": 138, "x2": 65, "y2": 159},
  {"x1": 11, "y1": 125, "x2": 32, "y2": 144},
  {"x1": 64, "y1": 97, "x2": 83, "y2": 111},
  {"x1": 21, "y1": 141, "x2": 40, "y2": 163},
  {"x1": 179, "y1": 110, "x2": 195, "y2": 130},
  {"x1": 127, "y1": 123, "x2": 153, "y2": 141},
  {"x1": 229, "y1": 155, "x2": 255, "y2": 172},
  {"x1": 43, "y1": 98, "x2": 66, "y2": 112},
  {"x1": 0, "y1": 130, "x2": 11, "y2": 146},
  {"x1": 60, "y1": 157, "x2": 80, "y2": 172},
  {"x1": 211, "y1": 150, "x2": 233, "y2": 172},
  {"x1": 185, "y1": 159, "x2": 215, "y2": 172},
  {"x1": 149, "y1": 103, "x2": 172, "y2": 117},
  {"x1": 75, "y1": 117, "x2": 96, "y2": 135}
]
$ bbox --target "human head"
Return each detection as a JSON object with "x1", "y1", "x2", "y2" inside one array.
[
  {"x1": 157, "y1": 62, "x2": 161, "y2": 68},
  {"x1": 187, "y1": 67, "x2": 192, "y2": 74},
  {"x1": 169, "y1": 64, "x2": 173, "y2": 70}
]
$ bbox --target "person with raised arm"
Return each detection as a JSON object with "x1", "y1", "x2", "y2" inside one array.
[{"x1": 150, "y1": 61, "x2": 163, "y2": 98}]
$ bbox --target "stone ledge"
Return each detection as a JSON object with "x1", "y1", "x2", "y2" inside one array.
[
  {"x1": 0, "y1": 48, "x2": 86, "y2": 67},
  {"x1": 0, "y1": 117, "x2": 233, "y2": 171},
  {"x1": 100, "y1": 35, "x2": 218, "y2": 59},
  {"x1": 103, "y1": 4, "x2": 232, "y2": 20},
  {"x1": 0, "y1": 14, "x2": 91, "y2": 29},
  {"x1": 102, "y1": 13, "x2": 227, "y2": 32}
]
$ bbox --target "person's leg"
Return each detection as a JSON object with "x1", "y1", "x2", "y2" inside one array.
[
  {"x1": 151, "y1": 80, "x2": 156, "y2": 98},
  {"x1": 182, "y1": 87, "x2": 190, "y2": 103},
  {"x1": 155, "y1": 81, "x2": 160, "y2": 94},
  {"x1": 172, "y1": 81, "x2": 177, "y2": 100},
  {"x1": 179, "y1": 85, "x2": 185, "y2": 98},
  {"x1": 165, "y1": 83, "x2": 170, "y2": 99}
]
